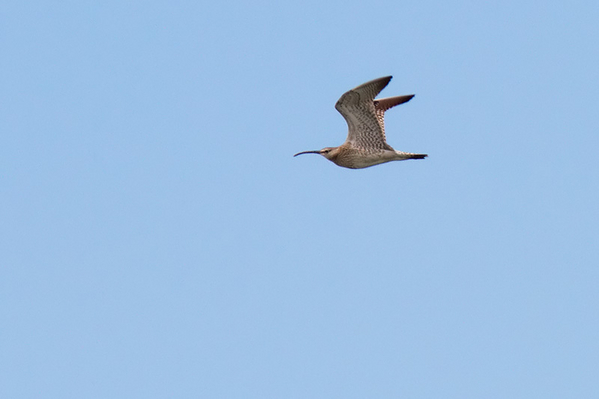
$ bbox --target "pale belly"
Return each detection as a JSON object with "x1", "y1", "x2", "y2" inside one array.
[{"x1": 333, "y1": 150, "x2": 401, "y2": 169}]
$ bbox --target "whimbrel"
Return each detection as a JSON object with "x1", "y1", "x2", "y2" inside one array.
[{"x1": 294, "y1": 76, "x2": 427, "y2": 169}]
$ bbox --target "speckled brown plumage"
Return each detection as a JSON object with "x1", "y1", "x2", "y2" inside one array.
[{"x1": 294, "y1": 76, "x2": 427, "y2": 169}]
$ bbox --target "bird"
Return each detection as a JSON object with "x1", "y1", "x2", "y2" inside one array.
[{"x1": 294, "y1": 76, "x2": 427, "y2": 169}]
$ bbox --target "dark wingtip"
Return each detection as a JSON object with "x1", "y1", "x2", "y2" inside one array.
[{"x1": 374, "y1": 95, "x2": 416, "y2": 111}]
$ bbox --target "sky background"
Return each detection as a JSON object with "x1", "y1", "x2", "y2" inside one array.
[{"x1": 1, "y1": 1, "x2": 598, "y2": 398}]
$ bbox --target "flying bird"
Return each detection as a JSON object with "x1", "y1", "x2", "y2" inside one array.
[{"x1": 294, "y1": 76, "x2": 427, "y2": 169}]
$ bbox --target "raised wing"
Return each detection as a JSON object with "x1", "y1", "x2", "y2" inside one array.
[
  {"x1": 373, "y1": 95, "x2": 414, "y2": 143},
  {"x1": 335, "y1": 76, "x2": 393, "y2": 151}
]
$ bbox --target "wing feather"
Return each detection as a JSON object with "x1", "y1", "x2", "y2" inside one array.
[
  {"x1": 335, "y1": 76, "x2": 393, "y2": 151},
  {"x1": 373, "y1": 95, "x2": 414, "y2": 142}
]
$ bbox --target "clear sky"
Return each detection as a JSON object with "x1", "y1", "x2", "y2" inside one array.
[{"x1": 2, "y1": 1, "x2": 598, "y2": 398}]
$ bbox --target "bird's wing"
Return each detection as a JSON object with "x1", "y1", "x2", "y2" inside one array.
[
  {"x1": 335, "y1": 76, "x2": 393, "y2": 151},
  {"x1": 373, "y1": 95, "x2": 414, "y2": 143}
]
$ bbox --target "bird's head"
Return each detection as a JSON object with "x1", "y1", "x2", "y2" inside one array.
[{"x1": 293, "y1": 147, "x2": 337, "y2": 160}]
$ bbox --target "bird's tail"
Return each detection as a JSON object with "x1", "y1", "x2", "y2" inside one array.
[{"x1": 392, "y1": 151, "x2": 428, "y2": 161}]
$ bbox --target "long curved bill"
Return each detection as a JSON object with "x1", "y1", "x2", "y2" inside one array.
[{"x1": 293, "y1": 150, "x2": 321, "y2": 157}]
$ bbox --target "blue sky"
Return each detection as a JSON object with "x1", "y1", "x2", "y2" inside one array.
[{"x1": 2, "y1": 1, "x2": 598, "y2": 398}]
